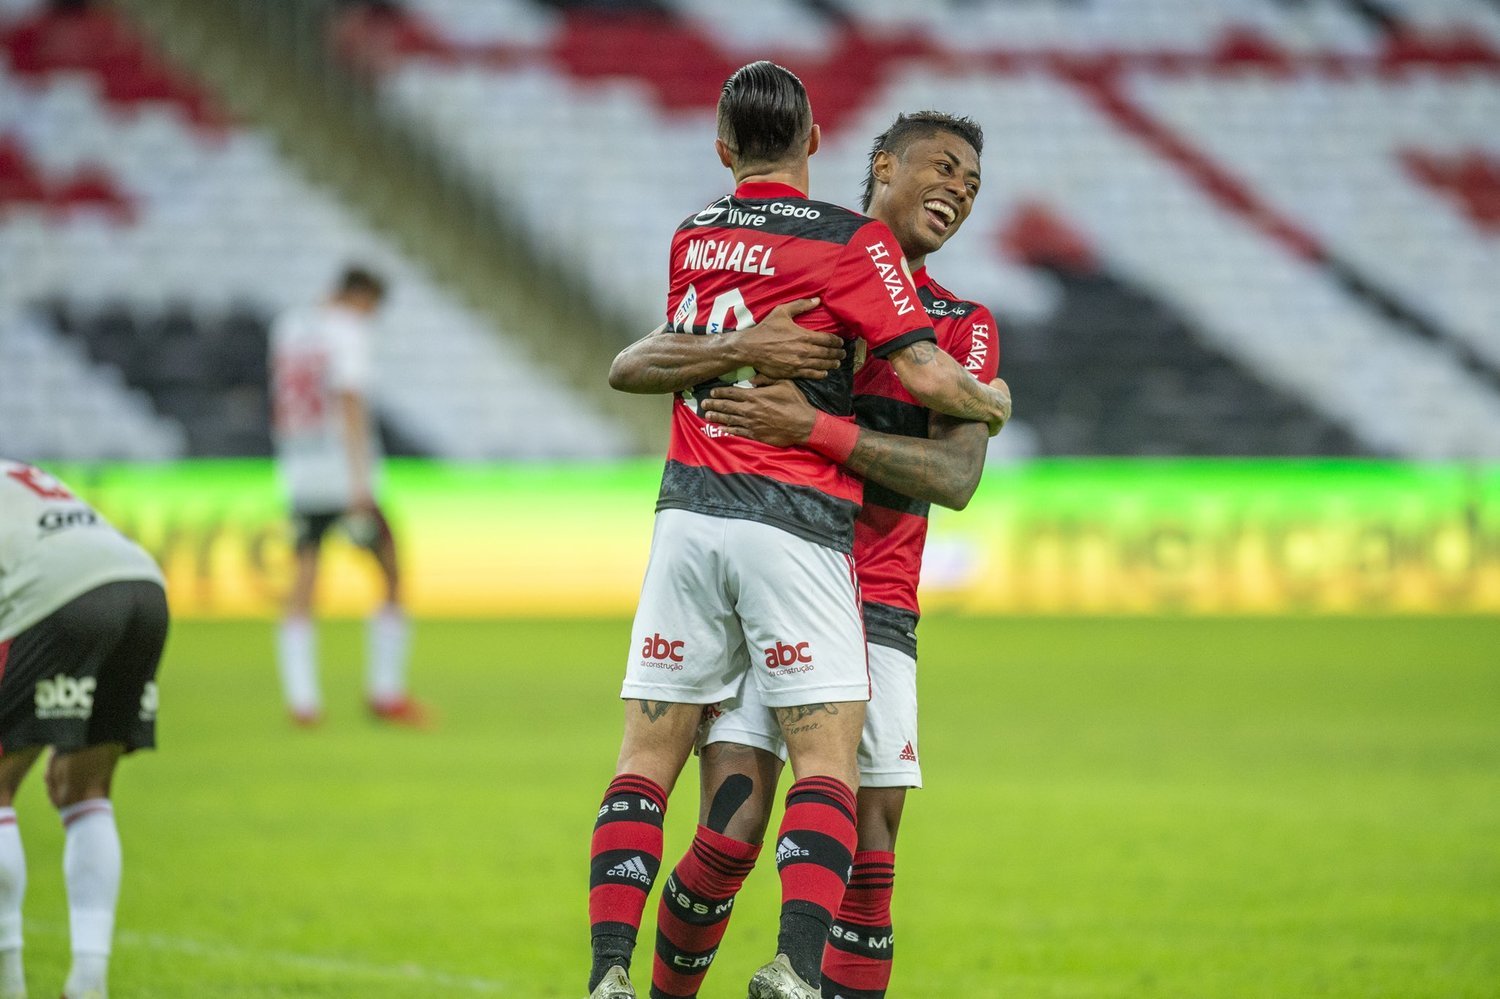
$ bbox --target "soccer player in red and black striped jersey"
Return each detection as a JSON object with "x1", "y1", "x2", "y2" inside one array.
[
  {"x1": 588, "y1": 66, "x2": 1010, "y2": 999},
  {"x1": 617, "y1": 112, "x2": 1006, "y2": 999}
]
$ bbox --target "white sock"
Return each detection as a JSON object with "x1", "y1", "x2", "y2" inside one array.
[
  {"x1": 365, "y1": 605, "x2": 410, "y2": 705},
  {"x1": 61, "y1": 800, "x2": 119, "y2": 998},
  {"x1": 0, "y1": 808, "x2": 26, "y2": 998},
  {"x1": 276, "y1": 616, "x2": 321, "y2": 716}
]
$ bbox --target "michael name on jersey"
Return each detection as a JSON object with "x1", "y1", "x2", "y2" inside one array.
[{"x1": 682, "y1": 238, "x2": 776, "y2": 275}]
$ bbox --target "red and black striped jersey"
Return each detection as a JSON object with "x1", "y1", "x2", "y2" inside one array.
[
  {"x1": 656, "y1": 181, "x2": 938, "y2": 553},
  {"x1": 852, "y1": 267, "x2": 1000, "y2": 655}
]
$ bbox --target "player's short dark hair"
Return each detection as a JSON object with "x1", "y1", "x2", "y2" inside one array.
[
  {"x1": 716, "y1": 61, "x2": 813, "y2": 172},
  {"x1": 860, "y1": 111, "x2": 985, "y2": 212},
  {"x1": 336, "y1": 265, "x2": 387, "y2": 301}
]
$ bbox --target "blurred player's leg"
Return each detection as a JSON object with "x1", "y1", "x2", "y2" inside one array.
[
  {"x1": 277, "y1": 545, "x2": 322, "y2": 724},
  {"x1": 363, "y1": 513, "x2": 426, "y2": 725},
  {"x1": 0, "y1": 748, "x2": 42, "y2": 999},
  {"x1": 47, "y1": 744, "x2": 124, "y2": 999}
]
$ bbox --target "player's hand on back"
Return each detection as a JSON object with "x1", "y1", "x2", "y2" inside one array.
[
  {"x1": 731, "y1": 297, "x2": 844, "y2": 381},
  {"x1": 701, "y1": 380, "x2": 816, "y2": 447}
]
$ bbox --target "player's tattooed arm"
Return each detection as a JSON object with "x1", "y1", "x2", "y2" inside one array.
[
  {"x1": 607, "y1": 299, "x2": 844, "y2": 394},
  {"x1": 701, "y1": 379, "x2": 1001, "y2": 510},
  {"x1": 886, "y1": 340, "x2": 1011, "y2": 434}
]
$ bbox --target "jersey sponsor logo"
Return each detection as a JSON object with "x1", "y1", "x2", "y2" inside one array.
[
  {"x1": 765, "y1": 201, "x2": 821, "y2": 220},
  {"x1": 640, "y1": 633, "x2": 686, "y2": 667},
  {"x1": 673, "y1": 283, "x2": 699, "y2": 329},
  {"x1": 763, "y1": 641, "x2": 813, "y2": 673},
  {"x1": 605, "y1": 855, "x2": 653, "y2": 884},
  {"x1": 693, "y1": 198, "x2": 730, "y2": 226},
  {"x1": 35, "y1": 674, "x2": 95, "y2": 720},
  {"x1": 966, "y1": 322, "x2": 990, "y2": 374},
  {"x1": 865, "y1": 242, "x2": 916, "y2": 316},
  {"x1": 38, "y1": 507, "x2": 99, "y2": 534},
  {"x1": 924, "y1": 298, "x2": 973, "y2": 318},
  {"x1": 682, "y1": 238, "x2": 777, "y2": 275}
]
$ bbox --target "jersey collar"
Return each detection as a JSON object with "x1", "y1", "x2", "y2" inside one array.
[
  {"x1": 734, "y1": 181, "x2": 806, "y2": 200},
  {"x1": 911, "y1": 264, "x2": 932, "y2": 289}
]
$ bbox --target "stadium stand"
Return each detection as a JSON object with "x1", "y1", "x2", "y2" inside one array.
[
  {"x1": 335, "y1": 0, "x2": 1500, "y2": 458},
  {"x1": 0, "y1": 0, "x2": 631, "y2": 459}
]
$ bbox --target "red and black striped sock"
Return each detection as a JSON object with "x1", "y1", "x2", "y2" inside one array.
[
  {"x1": 821, "y1": 850, "x2": 897, "y2": 999},
  {"x1": 649, "y1": 825, "x2": 760, "y2": 998},
  {"x1": 773, "y1": 776, "x2": 858, "y2": 986},
  {"x1": 588, "y1": 774, "x2": 668, "y2": 991}
]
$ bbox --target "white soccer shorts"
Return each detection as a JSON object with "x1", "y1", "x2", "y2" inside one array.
[
  {"x1": 703, "y1": 640, "x2": 921, "y2": 789},
  {"x1": 621, "y1": 509, "x2": 870, "y2": 708}
]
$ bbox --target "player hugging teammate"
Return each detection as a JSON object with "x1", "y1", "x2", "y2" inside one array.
[{"x1": 585, "y1": 59, "x2": 1009, "y2": 999}]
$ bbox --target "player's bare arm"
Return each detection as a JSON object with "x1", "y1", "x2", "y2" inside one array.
[
  {"x1": 885, "y1": 339, "x2": 1011, "y2": 434},
  {"x1": 702, "y1": 376, "x2": 1007, "y2": 510},
  {"x1": 607, "y1": 298, "x2": 843, "y2": 394}
]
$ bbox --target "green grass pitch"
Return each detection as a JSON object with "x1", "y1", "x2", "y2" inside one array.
[{"x1": 9, "y1": 616, "x2": 1497, "y2": 997}]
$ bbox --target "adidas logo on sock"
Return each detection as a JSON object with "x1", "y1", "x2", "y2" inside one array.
[
  {"x1": 606, "y1": 855, "x2": 652, "y2": 884},
  {"x1": 776, "y1": 836, "x2": 811, "y2": 864},
  {"x1": 898, "y1": 740, "x2": 918, "y2": 763}
]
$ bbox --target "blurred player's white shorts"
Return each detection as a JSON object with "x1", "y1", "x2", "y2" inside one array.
[
  {"x1": 621, "y1": 509, "x2": 869, "y2": 709},
  {"x1": 702, "y1": 640, "x2": 922, "y2": 789}
]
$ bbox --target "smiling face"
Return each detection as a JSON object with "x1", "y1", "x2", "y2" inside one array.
[{"x1": 868, "y1": 129, "x2": 981, "y2": 267}]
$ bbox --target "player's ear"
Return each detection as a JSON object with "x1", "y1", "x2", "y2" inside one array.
[
  {"x1": 872, "y1": 149, "x2": 896, "y2": 186},
  {"x1": 715, "y1": 137, "x2": 735, "y2": 169},
  {"x1": 806, "y1": 123, "x2": 821, "y2": 158}
]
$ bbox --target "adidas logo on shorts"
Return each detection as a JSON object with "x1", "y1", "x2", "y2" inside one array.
[{"x1": 898, "y1": 740, "x2": 918, "y2": 763}]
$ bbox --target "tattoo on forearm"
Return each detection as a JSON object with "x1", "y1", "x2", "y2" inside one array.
[
  {"x1": 637, "y1": 700, "x2": 672, "y2": 722},
  {"x1": 846, "y1": 429, "x2": 971, "y2": 503}
]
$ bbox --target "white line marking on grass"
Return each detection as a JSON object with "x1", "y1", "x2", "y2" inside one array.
[{"x1": 33, "y1": 921, "x2": 513, "y2": 993}]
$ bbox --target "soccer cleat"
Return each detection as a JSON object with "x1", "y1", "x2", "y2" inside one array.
[
  {"x1": 747, "y1": 954, "x2": 819, "y2": 999},
  {"x1": 368, "y1": 696, "x2": 433, "y2": 728},
  {"x1": 587, "y1": 965, "x2": 635, "y2": 999}
]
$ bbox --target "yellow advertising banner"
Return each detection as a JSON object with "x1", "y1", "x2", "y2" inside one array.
[{"x1": 52, "y1": 459, "x2": 1500, "y2": 617}]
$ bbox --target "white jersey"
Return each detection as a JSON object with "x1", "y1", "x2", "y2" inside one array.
[
  {"x1": 0, "y1": 460, "x2": 164, "y2": 643},
  {"x1": 269, "y1": 303, "x2": 383, "y2": 510}
]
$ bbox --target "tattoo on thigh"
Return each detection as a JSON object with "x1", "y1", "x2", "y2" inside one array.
[
  {"x1": 637, "y1": 700, "x2": 672, "y2": 722},
  {"x1": 775, "y1": 703, "x2": 839, "y2": 726}
]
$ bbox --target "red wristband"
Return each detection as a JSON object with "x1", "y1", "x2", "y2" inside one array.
[{"x1": 806, "y1": 412, "x2": 860, "y2": 463}]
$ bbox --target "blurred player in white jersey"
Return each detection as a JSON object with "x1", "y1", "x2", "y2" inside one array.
[
  {"x1": 0, "y1": 459, "x2": 169, "y2": 999},
  {"x1": 269, "y1": 266, "x2": 425, "y2": 727}
]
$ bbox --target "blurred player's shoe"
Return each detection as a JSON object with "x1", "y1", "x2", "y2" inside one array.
[
  {"x1": 587, "y1": 965, "x2": 635, "y2": 998},
  {"x1": 748, "y1": 955, "x2": 819, "y2": 999},
  {"x1": 60, "y1": 985, "x2": 105, "y2": 999},
  {"x1": 368, "y1": 696, "x2": 432, "y2": 728},
  {"x1": 289, "y1": 707, "x2": 323, "y2": 728}
]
